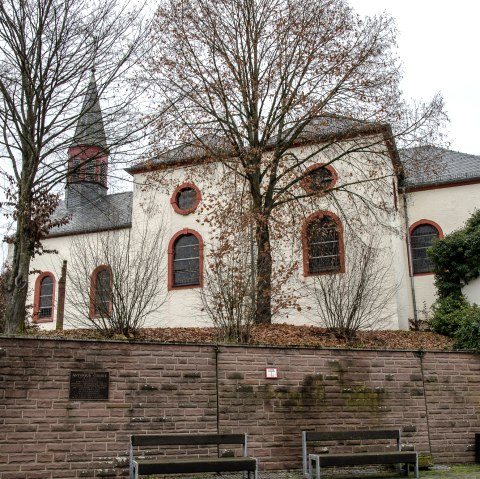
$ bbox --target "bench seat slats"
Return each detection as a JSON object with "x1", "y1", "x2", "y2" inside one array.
[
  {"x1": 136, "y1": 457, "x2": 257, "y2": 474},
  {"x1": 130, "y1": 433, "x2": 257, "y2": 479},
  {"x1": 303, "y1": 430, "x2": 418, "y2": 479},
  {"x1": 131, "y1": 433, "x2": 246, "y2": 447},
  {"x1": 305, "y1": 430, "x2": 400, "y2": 442},
  {"x1": 311, "y1": 451, "x2": 417, "y2": 467}
]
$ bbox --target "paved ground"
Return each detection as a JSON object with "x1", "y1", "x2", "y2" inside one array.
[{"x1": 159, "y1": 464, "x2": 480, "y2": 478}]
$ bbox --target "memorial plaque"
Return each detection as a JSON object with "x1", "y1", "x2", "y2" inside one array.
[{"x1": 69, "y1": 371, "x2": 109, "y2": 401}]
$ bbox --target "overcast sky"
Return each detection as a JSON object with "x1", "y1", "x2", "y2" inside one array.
[{"x1": 355, "y1": 0, "x2": 480, "y2": 155}]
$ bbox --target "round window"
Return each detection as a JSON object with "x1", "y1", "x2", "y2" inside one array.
[
  {"x1": 302, "y1": 165, "x2": 336, "y2": 193},
  {"x1": 171, "y1": 183, "x2": 201, "y2": 215},
  {"x1": 177, "y1": 188, "x2": 196, "y2": 210}
]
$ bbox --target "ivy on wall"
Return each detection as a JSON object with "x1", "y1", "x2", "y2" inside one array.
[{"x1": 428, "y1": 209, "x2": 480, "y2": 298}]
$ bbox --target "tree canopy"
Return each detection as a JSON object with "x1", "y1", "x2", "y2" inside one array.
[{"x1": 144, "y1": 0, "x2": 446, "y2": 324}]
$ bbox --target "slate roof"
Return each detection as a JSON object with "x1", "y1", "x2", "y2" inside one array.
[
  {"x1": 127, "y1": 115, "x2": 389, "y2": 173},
  {"x1": 399, "y1": 146, "x2": 480, "y2": 189},
  {"x1": 71, "y1": 71, "x2": 108, "y2": 150},
  {"x1": 48, "y1": 191, "x2": 132, "y2": 237}
]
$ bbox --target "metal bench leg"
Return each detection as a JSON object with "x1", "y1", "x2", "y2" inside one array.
[{"x1": 309, "y1": 456, "x2": 321, "y2": 479}]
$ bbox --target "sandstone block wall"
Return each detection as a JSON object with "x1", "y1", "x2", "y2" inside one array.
[{"x1": 1, "y1": 337, "x2": 479, "y2": 478}]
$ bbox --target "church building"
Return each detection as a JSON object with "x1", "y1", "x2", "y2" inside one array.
[{"x1": 26, "y1": 74, "x2": 480, "y2": 332}]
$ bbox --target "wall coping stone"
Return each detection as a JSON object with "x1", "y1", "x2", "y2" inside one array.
[{"x1": 0, "y1": 334, "x2": 477, "y2": 354}]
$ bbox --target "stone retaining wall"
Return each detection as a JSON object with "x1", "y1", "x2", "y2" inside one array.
[{"x1": 1, "y1": 337, "x2": 479, "y2": 478}]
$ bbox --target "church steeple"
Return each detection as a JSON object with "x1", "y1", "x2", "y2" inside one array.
[
  {"x1": 66, "y1": 70, "x2": 109, "y2": 208},
  {"x1": 72, "y1": 70, "x2": 108, "y2": 150}
]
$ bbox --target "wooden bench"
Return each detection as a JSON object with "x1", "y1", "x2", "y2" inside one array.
[
  {"x1": 302, "y1": 429, "x2": 418, "y2": 479},
  {"x1": 129, "y1": 433, "x2": 258, "y2": 479}
]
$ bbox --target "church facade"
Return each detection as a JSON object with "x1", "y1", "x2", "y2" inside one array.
[{"x1": 25, "y1": 76, "x2": 480, "y2": 332}]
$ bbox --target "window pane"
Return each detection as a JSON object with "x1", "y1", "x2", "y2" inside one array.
[
  {"x1": 307, "y1": 216, "x2": 340, "y2": 273},
  {"x1": 85, "y1": 160, "x2": 96, "y2": 181},
  {"x1": 305, "y1": 167, "x2": 334, "y2": 191},
  {"x1": 70, "y1": 158, "x2": 81, "y2": 182},
  {"x1": 173, "y1": 234, "x2": 200, "y2": 286},
  {"x1": 100, "y1": 161, "x2": 107, "y2": 186},
  {"x1": 411, "y1": 224, "x2": 439, "y2": 274},
  {"x1": 95, "y1": 269, "x2": 111, "y2": 315},
  {"x1": 176, "y1": 188, "x2": 197, "y2": 210},
  {"x1": 39, "y1": 276, "x2": 53, "y2": 318}
]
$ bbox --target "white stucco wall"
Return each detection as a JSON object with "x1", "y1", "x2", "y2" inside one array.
[
  {"x1": 27, "y1": 134, "x2": 409, "y2": 331},
  {"x1": 463, "y1": 277, "x2": 480, "y2": 305},
  {"x1": 404, "y1": 182, "x2": 480, "y2": 319}
]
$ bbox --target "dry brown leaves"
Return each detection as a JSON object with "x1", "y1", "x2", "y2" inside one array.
[{"x1": 33, "y1": 323, "x2": 455, "y2": 350}]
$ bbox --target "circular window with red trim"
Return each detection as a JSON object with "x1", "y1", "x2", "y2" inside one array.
[
  {"x1": 171, "y1": 182, "x2": 202, "y2": 215},
  {"x1": 301, "y1": 164, "x2": 337, "y2": 194}
]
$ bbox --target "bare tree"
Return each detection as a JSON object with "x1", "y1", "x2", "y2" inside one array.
[
  {"x1": 307, "y1": 234, "x2": 399, "y2": 341},
  {"x1": 0, "y1": 0, "x2": 146, "y2": 333},
  {"x1": 66, "y1": 224, "x2": 167, "y2": 337},
  {"x1": 200, "y1": 224, "x2": 257, "y2": 342},
  {"x1": 144, "y1": 0, "x2": 446, "y2": 324}
]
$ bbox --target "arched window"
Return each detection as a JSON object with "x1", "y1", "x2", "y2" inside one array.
[
  {"x1": 168, "y1": 229, "x2": 204, "y2": 289},
  {"x1": 90, "y1": 266, "x2": 112, "y2": 317},
  {"x1": 33, "y1": 272, "x2": 55, "y2": 322},
  {"x1": 410, "y1": 221, "x2": 442, "y2": 274},
  {"x1": 302, "y1": 212, "x2": 345, "y2": 275}
]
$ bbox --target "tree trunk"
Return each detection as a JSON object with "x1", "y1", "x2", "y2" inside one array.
[
  {"x1": 3, "y1": 199, "x2": 33, "y2": 334},
  {"x1": 255, "y1": 218, "x2": 273, "y2": 324},
  {"x1": 4, "y1": 242, "x2": 31, "y2": 334}
]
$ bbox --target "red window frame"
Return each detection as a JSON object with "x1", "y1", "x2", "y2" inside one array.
[
  {"x1": 300, "y1": 163, "x2": 338, "y2": 195},
  {"x1": 170, "y1": 182, "x2": 202, "y2": 215},
  {"x1": 408, "y1": 219, "x2": 444, "y2": 276},
  {"x1": 168, "y1": 228, "x2": 204, "y2": 290},
  {"x1": 301, "y1": 211, "x2": 345, "y2": 276},
  {"x1": 33, "y1": 272, "x2": 56, "y2": 322},
  {"x1": 89, "y1": 265, "x2": 113, "y2": 318}
]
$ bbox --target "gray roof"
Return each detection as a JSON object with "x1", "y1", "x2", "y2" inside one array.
[
  {"x1": 48, "y1": 191, "x2": 132, "y2": 237},
  {"x1": 127, "y1": 115, "x2": 388, "y2": 173},
  {"x1": 400, "y1": 146, "x2": 480, "y2": 188},
  {"x1": 72, "y1": 71, "x2": 108, "y2": 150}
]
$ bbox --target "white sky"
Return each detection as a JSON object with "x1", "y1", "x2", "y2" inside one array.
[{"x1": 355, "y1": 0, "x2": 480, "y2": 155}]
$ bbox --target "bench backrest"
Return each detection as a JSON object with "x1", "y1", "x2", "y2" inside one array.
[
  {"x1": 302, "y1": 429, "x2": 401, "y2": 478},
  {"x1": 304, "y1": 429, "x2": 401, "y2": 442},
  {"x1": 131, "y1": 433, "x2": 247, "y2": 447}
]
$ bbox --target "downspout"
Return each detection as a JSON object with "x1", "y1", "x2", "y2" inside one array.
[
  {"x1": 401, "y1": 187, "x2": 419, "y2": 329},
  {"x1": 56, "y1": 260, "x2": 67, "y2": 331}
]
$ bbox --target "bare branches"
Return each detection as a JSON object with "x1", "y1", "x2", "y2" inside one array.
[
  {"x1": 143, "y1": 0, "x2": 446, "y2": 324},
  {"x1": 1, "y1": 0, "x2": 147, "y2": 333},
  {"x1": 307, "y1": 232, "x2": 399, "y2": 340},
  {"x1": 199, "y1": 228, "x2": 257, "y2": 343},
  {"x1": 66, "y1": 223, "x2": 167, "y2": 337}
]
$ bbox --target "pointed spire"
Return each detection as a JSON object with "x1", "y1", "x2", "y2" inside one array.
[{"x1": 72, "y1": 70, "x2": 108, "y2": 150}]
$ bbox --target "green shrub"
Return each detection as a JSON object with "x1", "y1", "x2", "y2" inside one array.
[
  {"x1": 428, "y1": 209, "x2": 480, "y2": 298},
  {"x1": 454, "y1": 314, "x2": 480, "y2": 351},
  {"x1": 429, "y1": 295, "x2": 472, "y2": 337}
]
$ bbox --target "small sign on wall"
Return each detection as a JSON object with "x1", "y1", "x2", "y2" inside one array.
[
  {"x1": 69, "y1": 371, "x2": 109, "y2": 401},
  {"x1": 265, "y1": 367, "x2": 278, "y2": 379}
]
